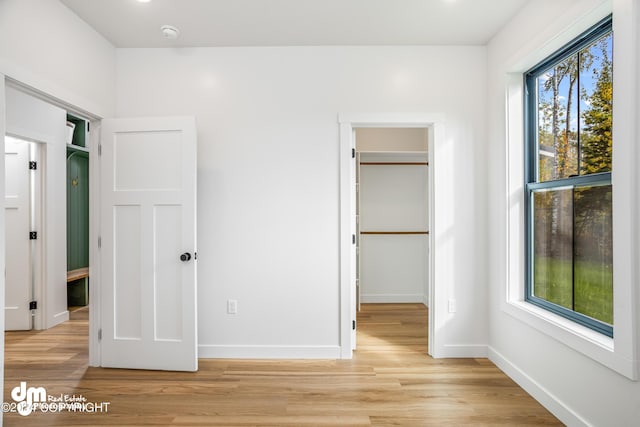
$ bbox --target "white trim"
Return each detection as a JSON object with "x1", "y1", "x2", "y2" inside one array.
[
  {"x1": 30, "y1": 141, "x2": 45, "y2": 330},
  {"x1": 52, "y1": 310, "x2": 69, "y2": 323},
  {"x1": 361, "y1": 294, "x2": 425, "y2": 303},
  {"x1": 441, "y1": 344, "x2": 488, "y2": 358},
  {"x1": 0, "y1": 67, "x2": 108, "y2": 120},
  {"x1": 338, "y1": 112, "x2": 442, "y2": 360},
  {"x1": 6, "y1": 78, "x2": 100, "y2": 122},
  {"x1": 199, "y1": 345, "x2": 341, "y2": 359},
  {"x1": 339, "y1": 121, "x2": 355, "y2": 359},
  {"x1": 88, "y1": 121, "x2": 101, "y2": 367},
  {"x1": 488, "y1": 346, "x2": 589, "y2": 427}
]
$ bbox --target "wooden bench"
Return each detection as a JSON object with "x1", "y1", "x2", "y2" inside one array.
[
  {"x1": 67, "y1": 267, "x2": 89, "y2": 282},
  {"x1": 67, "y1": 267, "x2": 89, "y2": 306}
]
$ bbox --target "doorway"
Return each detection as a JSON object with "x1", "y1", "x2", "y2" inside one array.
[
  {"x1": 356, "y1": 128, "x2": 429, "y2": 305},
  {"x1": 3, "y1": 80, "x2": 199, "y2": 375},
  {"x1": 66, "y1": 114, "x2": 91, "y2": 312},
  {"x1": 355, "y1": 128, "x2": 429, "y2": 351},
  {"x1": 4, "y1": 84, "x2": 81, "y2": 331},
  {"x1": 338, "y1": 113, "x2": 441, "y2": 359}
]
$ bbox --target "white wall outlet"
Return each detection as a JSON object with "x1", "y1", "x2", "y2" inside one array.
[
  {"x1": 448, "y1": 299, "x2": 456, "y2": 313},
  {"x1": 227, "y1": 299, "x2": 237, "y2": 314}
]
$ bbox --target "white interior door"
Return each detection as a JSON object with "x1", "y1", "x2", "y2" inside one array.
[
  {"x1": 350, "y1": 130, "x2": 357, "y2": 350},
  {"x1": 4, "y1": 136, "x2": 32, "y2": 330},
  {"x1": 100, "y1": 117, "x2": 197, "y2": 371},
  {"x1": 356, "y1": 151, "x2": 361, "y2": 313}
]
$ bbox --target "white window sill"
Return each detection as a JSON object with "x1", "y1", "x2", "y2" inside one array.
[{"x1": 502, "y1": 299, "x2": 636, "y2": 380}]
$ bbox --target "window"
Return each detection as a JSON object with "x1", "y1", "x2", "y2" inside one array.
[{"x1": 524, "y1": 16, "x2": 613, "y2": 337}]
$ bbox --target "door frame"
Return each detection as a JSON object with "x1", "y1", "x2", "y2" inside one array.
[
  {"x1": 1, "y1": 77, "x2": 102, "y2": 363},
  {"x1": 88, "y1": 119, "x2": 101, "y2": 367},
  {"x1": 338, "y1": 113, "x2": 442, "y2": 359}
]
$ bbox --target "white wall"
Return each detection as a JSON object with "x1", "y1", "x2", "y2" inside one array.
[
  {"x1": 356, "y1": 128, "x2": 427, "y2": 152},
  {"x1": 0, "y1": 3, "x2": 116, "y2": 424},
  {"x1": 116, "y1": 46, "x2": 489, "y2": 357},
  {"x1": 487, "y1": 0, "x2": 640, "y2": 425},
  {"x1": 0, "y1": 0, "x2": 116, "y2": 118}
]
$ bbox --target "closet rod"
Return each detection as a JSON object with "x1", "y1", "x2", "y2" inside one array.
[
  {"x1": 360, "y1": 231, "x2": 429, "y2": 235},
  {"x1": 360, "y1": 162, "x2": 428, "y2": 166}
]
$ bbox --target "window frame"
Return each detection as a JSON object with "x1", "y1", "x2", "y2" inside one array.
[{"x1": 523, "y1": 16, "x2": 614, "y2": 338}]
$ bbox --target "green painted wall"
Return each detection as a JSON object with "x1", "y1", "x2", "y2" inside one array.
[{"x1": 66, "y1": 149, "x2": 89, "y2": 271}]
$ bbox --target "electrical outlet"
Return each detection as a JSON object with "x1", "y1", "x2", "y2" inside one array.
[
  {"x1": 448, "y1": 299, "x2": 456, "y2": 313},
  {"x1": 227, "y1": 299, "x2": 237, "y2": 314}
]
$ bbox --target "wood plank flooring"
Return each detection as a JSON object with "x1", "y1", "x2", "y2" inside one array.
[{"x1": 3, "y1": 304, "x2": 561, "y2": 426}]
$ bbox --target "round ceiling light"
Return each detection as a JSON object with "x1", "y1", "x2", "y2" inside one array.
[{"x1": 160, "y1": 25, "x2": 180, "y2": 40}]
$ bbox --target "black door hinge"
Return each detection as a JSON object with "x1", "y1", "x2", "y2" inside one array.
[
  {"x1": 352, "y1": 234, "x2": 356, "y2": 244},
  {"x1": 29, "y1": 231, "x2": 37, "y2": 240},
  {"x1": 29, "y1": 161, "x2": 37, "y2": 170},
  {"x1": 29, "y1": 301, "x2": 37, "y2": 310},
  {"x1": 352, "y1": 148, "x2": 355, "y2": 158},
  {"x1": 352, "y1": 320, "x2": 356, "y2": 330}
]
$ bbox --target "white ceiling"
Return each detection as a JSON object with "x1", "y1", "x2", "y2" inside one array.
[{"x1": 60, "y1": 0, "x2": 529, "y2": 48}]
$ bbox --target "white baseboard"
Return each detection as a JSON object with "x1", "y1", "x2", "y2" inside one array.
[
  {"x1": 436, "y1": 344, "x2": 488, "y2": 358},
  {"x1": 48, "y1": 310, "x2": 69, "y2": 329},
  {"x1": 361, "y1": 294, "x2": 425, "y2": 303},
  {"x1": 488, "y1": 346, "x2": 588, "y2": 426},
  {"x1": 199, "y1": 345, "x2": 342, "y2": 359}
]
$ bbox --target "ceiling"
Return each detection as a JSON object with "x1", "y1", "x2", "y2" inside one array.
[{"x1": 60, "y1": 0, "x2": 529, "y2": 48}]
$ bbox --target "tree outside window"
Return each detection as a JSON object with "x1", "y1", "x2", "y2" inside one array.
[{"x1": 525, "y1": 18, "x2": 613, "y2": 336}]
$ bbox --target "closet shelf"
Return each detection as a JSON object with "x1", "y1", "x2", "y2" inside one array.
[
  {"x1": 360, "y1": 231, "x2": 429, "y2": 235},
  {"x1": 360, "y1": 162, "x2": 428, "y2": 166}
]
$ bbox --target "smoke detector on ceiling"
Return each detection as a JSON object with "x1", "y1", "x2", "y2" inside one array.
[{"x1": 160, "y1": 25, "x2": 180, "y2": 40}]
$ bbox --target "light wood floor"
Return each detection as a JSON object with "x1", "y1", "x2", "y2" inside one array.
[{"x1": 4, "y1": 304, "x2": 561, "y2": 426}]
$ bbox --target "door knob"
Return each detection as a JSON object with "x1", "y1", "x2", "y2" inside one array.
[{"x1": 180, "y1": 252, "x2": 192, "y2": 262}]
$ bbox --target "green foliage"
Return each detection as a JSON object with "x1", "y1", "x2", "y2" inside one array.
[
  {"x1": 531, "y1": 30, "x2": 614, "y2": 331},
  {"x1": 534, "y1": 257, "x2": 613, "y2": 324},
  {"x1": 581, "y1": 39, "x2": 612, "y2": 174}
]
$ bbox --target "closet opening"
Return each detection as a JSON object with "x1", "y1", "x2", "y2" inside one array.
[
  {"x1": 66, "y1": 114, "x2": 90, "y2": 314},
  {"x1": 354, "y1": 127, "x2": 429, "y2": 354}
]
